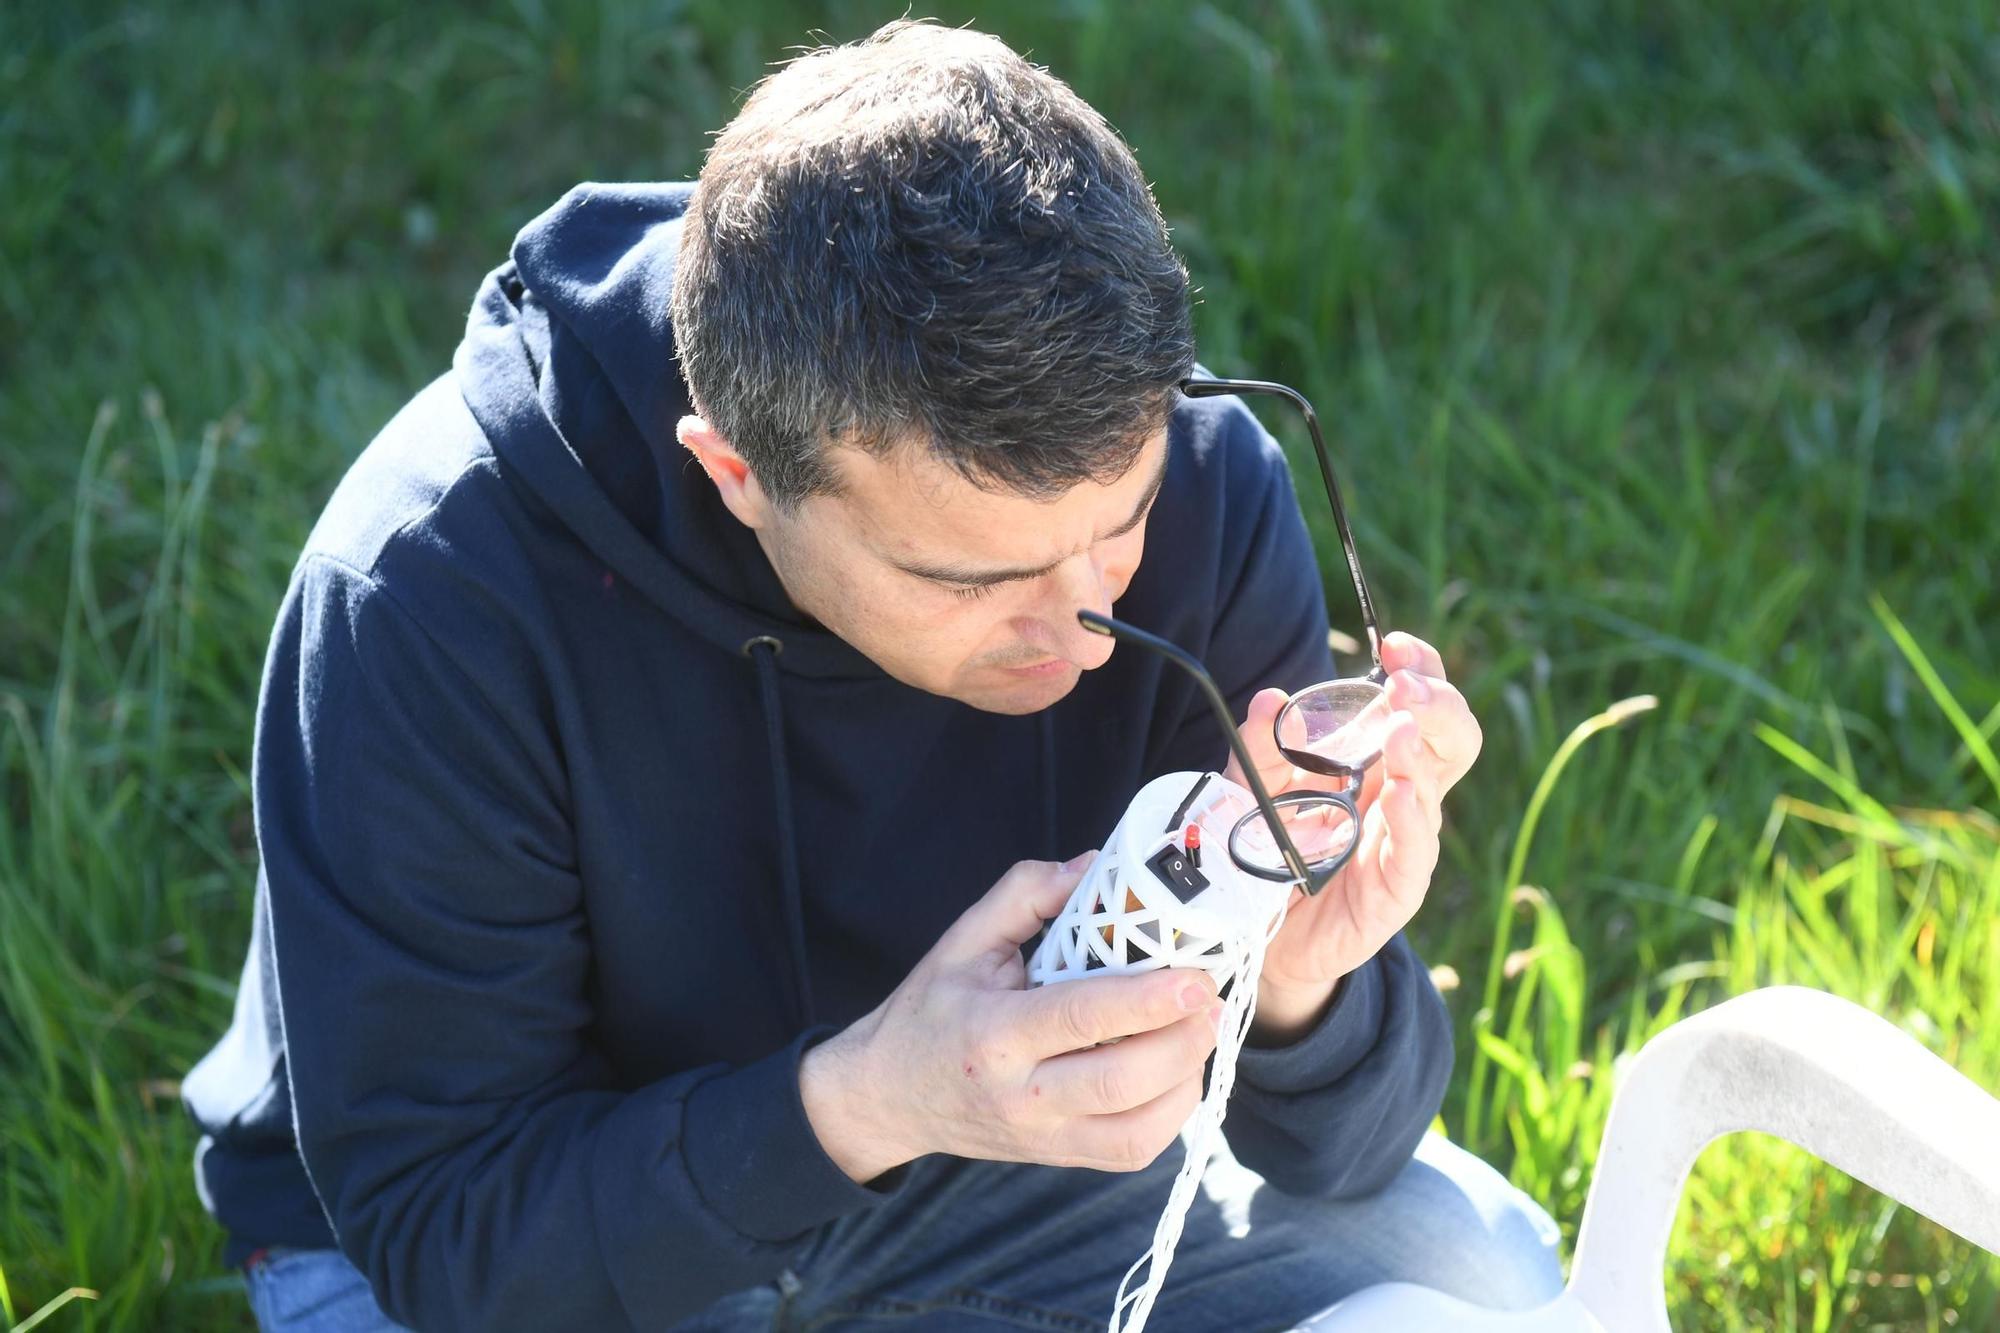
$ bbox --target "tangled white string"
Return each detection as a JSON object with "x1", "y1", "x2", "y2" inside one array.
[
  {"x1": 1107, "y1": 888, "x2": 1290, "y2": 1333},
  {"x1": 1028, "y1": 771, "x2": 1300, "y2": 1333}
]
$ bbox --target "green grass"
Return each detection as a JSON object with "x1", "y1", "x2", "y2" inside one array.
[{"x1": 2, "y1": 1, "x2": 1996, "y2": 1328}]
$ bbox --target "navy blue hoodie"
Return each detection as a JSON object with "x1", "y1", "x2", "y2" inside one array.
[{"x1": 182, "y1": 181, "x2": 1453, "y2": 1331}]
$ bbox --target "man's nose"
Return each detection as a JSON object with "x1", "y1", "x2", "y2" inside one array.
[{"x1": 1044, "y1": 554, "x2": 1116, "y2": 669}]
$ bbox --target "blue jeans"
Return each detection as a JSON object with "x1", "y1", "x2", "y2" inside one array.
[{"x1": 245, "y1": 1131, "x2": 1563, "y2": 1332}]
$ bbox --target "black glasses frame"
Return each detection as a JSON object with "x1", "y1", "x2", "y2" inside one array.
[
  {"x1": 1179, "y1": 377, "x2": 1386, "y2": 686},
  {"x1": 1074, "y1": 374, "x2": 1389, "y2": 895}
]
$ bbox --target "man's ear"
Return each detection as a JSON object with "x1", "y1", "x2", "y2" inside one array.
[{"x1": 677, "y1": 415, "x2": 775, "y2": 530}]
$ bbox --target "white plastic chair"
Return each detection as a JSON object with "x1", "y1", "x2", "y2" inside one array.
[{"x1": 1298, "y1": 986, "x2": 2000, "y2": 1331}]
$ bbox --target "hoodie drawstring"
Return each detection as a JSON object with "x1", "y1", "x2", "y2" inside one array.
[
  {"x1": 742, "y1": 636, "x2": 1058, "y2": 1029},
  {"x1": 743, "y1": 636, "x2": 815, "y2": 1031},
  {"x1": 1038, "y1": 708, "x2": 1057, "y2": 857}
]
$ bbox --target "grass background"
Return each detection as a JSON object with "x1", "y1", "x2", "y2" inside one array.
[{"x1": 3, "y1": 1, "x2": 1997, "y2": 1328}]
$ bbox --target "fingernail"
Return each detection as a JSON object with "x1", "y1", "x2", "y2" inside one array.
[
  {"x1": 1207, "y1": 1002, "x2": 1225, "y2": 1035},
  {"x1": 1400, "y1": 673, "x2": 1430, "y2": 704},
  {"x1": 1063, "y1": 850, "x2": 1098, "y2": 872},
  {"x1": 1178, "y1": 981, "x2": 1213, "y2": 1011}
]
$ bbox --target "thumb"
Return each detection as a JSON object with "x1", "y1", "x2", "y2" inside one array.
[
  {"x1": 934, "y1": 851, "x2": 1097, "y2": 963},
  {"x1": 1224, "y1": 687, "x2": 1294, "y2": 791}
]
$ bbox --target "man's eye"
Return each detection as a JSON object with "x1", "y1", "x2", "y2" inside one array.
[{"x1": 948, "y1": 583, "x2": 996, "y2": 601}]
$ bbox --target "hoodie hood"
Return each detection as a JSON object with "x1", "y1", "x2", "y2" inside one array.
[
  {"x1": 453, "y1": 183, "x2": 908, "y2": 1041},
  {"x1": 454, "y1": 180, "x2": 883, "y2": 681}
]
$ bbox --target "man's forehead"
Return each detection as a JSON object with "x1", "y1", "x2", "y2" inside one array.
[{"x1": 823, "y1": 427, "x2": 1170, "y2": 550}]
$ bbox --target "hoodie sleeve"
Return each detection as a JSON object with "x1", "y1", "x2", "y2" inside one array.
[
  {"x1": 1156, "y1": 398, "x2": 1454, "y2": 1200},
  {"x1": 260, "y1": 555, "x2": 901, "y2": 1333}
]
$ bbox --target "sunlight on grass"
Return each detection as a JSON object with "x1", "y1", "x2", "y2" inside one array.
[
  {"x1": 1465, "y1": 691, "x2": 1659, "y2": 1149},
  {"x1": 1467, "y1": 628, "x2": 2000, "y2": 1329},
  {"x1": 6, "y1": 1289, "x2": 100, "y2": 1333}
]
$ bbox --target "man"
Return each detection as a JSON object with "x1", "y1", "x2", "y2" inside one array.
[{"x1": 184, "y1": 19, "x2": 1563, "y2": 1333}]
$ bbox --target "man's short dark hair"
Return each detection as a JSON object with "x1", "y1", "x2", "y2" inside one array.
[{"x1": 670, "y1": 18, "x2": 1197, "y2": 508}]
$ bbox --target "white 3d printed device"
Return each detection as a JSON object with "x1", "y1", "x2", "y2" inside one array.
[
  {"x1": 1029, "y1": 769, "x2": 1295, "y2": 988},
  {"x1": 1030, "y1": 769, "x2": 1303, "y2": 1333}
]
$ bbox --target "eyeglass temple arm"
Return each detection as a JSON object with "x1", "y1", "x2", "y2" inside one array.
[
  {"x1": 1077, "y1": 610, "x2": 1321, "y2": 893},
  {"x1": 1179, "y1": 377, "x2": 1385, "y2": 681}
]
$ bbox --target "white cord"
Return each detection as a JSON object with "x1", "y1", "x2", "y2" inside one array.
[{"x1": 1106, "y1": 885, "x2": 1295, "y2": 1333}]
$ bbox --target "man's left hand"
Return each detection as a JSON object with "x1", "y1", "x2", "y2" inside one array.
[{"x1": 1220, "y1": 631, "x2": 1481, "y2": 1044}]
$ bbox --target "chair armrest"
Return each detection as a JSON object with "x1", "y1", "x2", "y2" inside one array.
[{"x1": 1569, "y1": 986, "x2": 2000, "y2": 1329}]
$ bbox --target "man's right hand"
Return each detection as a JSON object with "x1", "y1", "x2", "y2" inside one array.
[{"x1": 799, "y1": 854, "x2": 1223, "y2": 1184}]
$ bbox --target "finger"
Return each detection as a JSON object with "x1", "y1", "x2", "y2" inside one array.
[
  {"x1": 1029, "y1": 1008, "x2": 1219, "y2": 1114},
  {"x1": 1381, "y1": 631, "x2": 1446, "y2": 680},
  {"x1": 1011, "y1": 966, "x2": 1218, "y2": 1059},
  {"x1": 935, "y1": 853, "x2": 1096, "y2": 962},
  {"x1": 1385, "y1": 669, "x2": 1482, "y2": 787},
  {"x1": 1223, "y1": 687, "x2": 1301, "y2": 793},
  {"x1": 1371, "y1": 776, "x2": 1440, "y2": 914},
  {"x1": 1377, "y1": 711, "x2": 1441, "y2": 834},
  {"x1": 1350, "y1": 707, "x2": 1416, "y2": 817},
  {"x1": 1063, "y1": 1070, "x2": 1206, "y2": 1172}
]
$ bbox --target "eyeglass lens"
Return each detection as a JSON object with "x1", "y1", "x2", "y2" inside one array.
[
  {"x1": 1228, "y1": 793, "x2": 1359, "y2": 880},
  {"x1": 1275, "y1": 678, "x2": 1395, "y2": 778}
]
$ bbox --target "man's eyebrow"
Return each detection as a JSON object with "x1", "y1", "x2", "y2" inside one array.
[{"x1": 888, "y1": 444, "x2": 1173, "y2": 587}]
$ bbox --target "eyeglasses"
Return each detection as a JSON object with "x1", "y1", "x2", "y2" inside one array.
[{"x1": 1079, "y1": 377, "x2": 1393, "y2": 895}]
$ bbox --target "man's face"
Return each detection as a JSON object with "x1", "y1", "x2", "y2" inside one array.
[{"x1": 688, "y1": 420, "x2": 1168, "y2": 714}]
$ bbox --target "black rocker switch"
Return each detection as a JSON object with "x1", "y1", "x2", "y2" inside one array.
[{"x1": 1146, "y1": 843, "x2": 1210, "y2": 903}]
